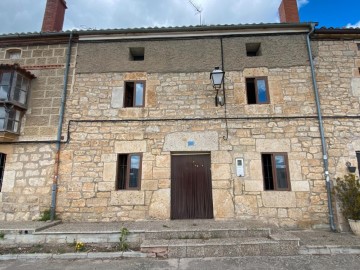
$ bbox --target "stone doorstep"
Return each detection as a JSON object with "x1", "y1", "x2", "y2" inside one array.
[
  {"x1": 140, "y1": 237, "x2": 300, "y2": 258},
  {"x1": 0, "y1": 221, "x2": 62, "y2": 235},
  {"x1": 144, "y1": 228, "x2": 271, "y2": 240},
  {"x1": 299, "y1": 245, "x2": 360, "y2": 255},
  {"x1": 0, "y1": 229, "x2": 36, "y2": 235}
]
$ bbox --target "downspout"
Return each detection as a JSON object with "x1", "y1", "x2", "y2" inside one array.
[
  {"x1": 50, "y1": 32, "x2": 73, "y2": 221},
  {"x1": 220, "y1": 37, "x2": 229, "y2": 140},
  {"x1": 306, "y1": 23, "x2": 336, "y2": 231}
]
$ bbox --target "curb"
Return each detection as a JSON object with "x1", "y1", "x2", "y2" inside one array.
[
  {"x1": 2, "y1": 246, "x2": 360, "y2": 260},
  {"x1": 299, "y1": 245, "x2": 360, "y2": 255},
  {"x1": 0, "y1": 251, "x2": 148, "y2": 261}
]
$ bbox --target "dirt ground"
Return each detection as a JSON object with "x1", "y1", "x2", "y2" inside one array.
[{"x1": 0, "y1": 243, "x2": 135, "y2": 255}]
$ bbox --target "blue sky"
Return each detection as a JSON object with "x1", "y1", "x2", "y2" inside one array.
[
  {"x1": 299, "y1": 0, "x2": 360, "y2": 28},
  {"x1": 0, "y1": 0, "x2": 359, "y2": 35}
]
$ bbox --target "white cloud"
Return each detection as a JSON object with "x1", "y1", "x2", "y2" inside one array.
[
  {"x1": 346, "y1": 21, "x2": 360, "y2": 28},
  {"x1": 0, "y1": 0, "x2": 308, "y2": 34},
  {"x1": 297, "y1": 0, "x2": 309, "y2": 8},
  {"x1": 0, "y1": 0, "x2": 284, "y2": 34}
]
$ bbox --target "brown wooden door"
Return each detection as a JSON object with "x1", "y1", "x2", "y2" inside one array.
[{"x1": 171, "y1": 153, "x2": 214, "y2": 219}]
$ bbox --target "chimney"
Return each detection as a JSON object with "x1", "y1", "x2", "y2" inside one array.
[
  {"x1": 278, "y1": 0, "x2": 300, "y2": 23},
  {"x1": 41, "y1": 0, "x2": 67, "y2": 32}
]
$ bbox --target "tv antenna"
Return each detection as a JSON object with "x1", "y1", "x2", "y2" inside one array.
[{"x1": 188, "y1": 0, "x2": 203, "y2": 25}]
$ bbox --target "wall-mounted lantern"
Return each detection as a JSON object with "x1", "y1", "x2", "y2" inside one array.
[
  {"x1": 346, "y1": 161, "x2": 357, "y2": 173},
  {"x1": 210, "y1": 67, "x2": 224, "y2": 89},
  {"x1": 210, "y1": 67, "x2": 225, "y2": 106}
]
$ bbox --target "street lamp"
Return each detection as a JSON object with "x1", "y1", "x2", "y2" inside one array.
[
  {"x1": 210, "y1": 67, "x2": 225, "y2": 89},
  {"x1": 210, "y1": 67, "x2": 225, "y2": 106}
]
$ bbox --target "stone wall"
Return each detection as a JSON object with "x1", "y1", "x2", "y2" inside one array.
[
  {"x1": 315, "y1": 40, "x2": 360, "y2": 116},
  {"x1": 56, "y1": 66, "x2": 331, "y2": 229},
  {"x1": 314, "y1": 39, "x2": 360, "y2": 230},
  {"x1": 77, "y1": 34, "x2": 309, "y2": 73},
  {"x1": 66, "y1": 67, "x2": 316, "y2": 122},
  {"x1": 56, "y1": 118, "x2": 328, "y2": 228},
  {"x1": 0, "y1": 144, "x2": 56, "y2": 221},
  {"x1": 0, "y1": 41, "x2": 77, "y2": 221},
  {"x1": 3, "y1": 35, "x2": 359, "y2": 229},
  {"x1": 0, "y1": 43, "x2": 77, "y2": 140}
]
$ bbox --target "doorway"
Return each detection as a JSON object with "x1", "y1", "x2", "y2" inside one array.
[{"x1": 171, "y1": 153, "x2": 214, "y2": 219}]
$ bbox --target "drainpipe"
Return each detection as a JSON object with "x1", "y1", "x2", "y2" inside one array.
[
  {"x1": 50, "y1": 32, "x2": 73, "y2": 221},
  {"x1": 306, "y1": 23, "x2": 336, "y2": 231}
]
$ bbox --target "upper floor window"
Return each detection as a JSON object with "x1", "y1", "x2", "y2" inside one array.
[
  {"x1": 262, "y1": 153, "x2": 290, "y2": 191},
  {"x1": 0, "y1": 153, "x2": 6, "y2": 192},
  {"x1": 116, "y1": 153, "x2": 142, "y2": 190},
  {"x1": 5, "y1": 49, "x2": 21, "y2": 60},
  {"x1": 124, "y1": 81, "x2": 145, "y2": 107},
  {"x1": 0, "y1": 69, "x2": 31, "y2": 108},
  {"x1": 246, "y1": 43, "x2": 261, "y2": 57},
  {"x1": 246, "y1": 77, "x2": 269, "y2": 104},
  {"x1": 0, "y1": 64, "x2": 35, "y2": 134},
  {"x1": 0, "y1": 106, "x2": 21, "y2": 133},
  {"x1": 129, "y1": 47, "x2": 144, "y2": 61}
]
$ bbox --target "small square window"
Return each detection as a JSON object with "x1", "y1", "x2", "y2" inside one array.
[
  {"x1": 129, "y1": 47, "x2": 144, "y2": 61},
  {"x1": 124, "y1": 81, "x2": 145, "y2": 107},
  {"x1": 357, "y1": 44, "x2": 360, "y2": 50},
  {"x1": 6, "y1": 49, "x2": 21, "y2": 59},
  {"x1": 246, "y1": 43, "x2": 261, "y2": 57},
  {"x1": 116, "y1": 154, "x2": 142, "y2": 190},
  {"x1": 246, "y1": 77, "x2": 269, "y2": 104},
  {"x1": 0, "y1": 153, "x2": 6, "y2": 192},
  {"x1": 262, "y1": 153, "x2": 290, "y2": 191}
]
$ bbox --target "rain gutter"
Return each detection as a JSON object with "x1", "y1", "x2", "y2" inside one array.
[
  {"x1": 306, "y1": 23, "x2": 336, "y2": 231},
  {"x1": 50, "y1": 32, "x2": 73, "y2": 221}
]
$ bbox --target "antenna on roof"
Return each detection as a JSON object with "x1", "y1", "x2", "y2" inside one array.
[{"x1": 188, "y1": 0, "x2": 203, "y2": 25}]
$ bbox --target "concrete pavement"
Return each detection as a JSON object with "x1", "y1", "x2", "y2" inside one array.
[
  {"x1": 1, "y1": 220, "x2": 359, "y2": 260},
  {"x1": 1, "y1": 255, "x2": 360, "y2": 270}
]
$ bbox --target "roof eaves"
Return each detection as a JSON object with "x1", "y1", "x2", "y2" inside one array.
[{"x1": 0, "y1": 22, "x2": 314, "y2": 39}]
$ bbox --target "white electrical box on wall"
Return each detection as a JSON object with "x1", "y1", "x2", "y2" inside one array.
[{"x1": 235, "y1": 158, "x2": 244, "y2": 177}]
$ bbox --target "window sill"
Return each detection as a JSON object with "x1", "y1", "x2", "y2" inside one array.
[{"x1": 0, "y1": 131, "x2": 19, "y2": 142}]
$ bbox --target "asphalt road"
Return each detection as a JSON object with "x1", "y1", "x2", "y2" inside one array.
[{"x1": 1, "y1": 255, "x2": 360, "y2": 270}]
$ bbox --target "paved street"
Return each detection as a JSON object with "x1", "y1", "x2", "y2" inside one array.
[{"x1": 1, "y1": 255, "x2": 360, "y2": 270}]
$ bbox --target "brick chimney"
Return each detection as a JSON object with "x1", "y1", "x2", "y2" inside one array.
[
  {"x1": 41, "y1": 0, "x2": 67, "y2": 32},
  {"x1": 278, "y1": 0, "x2": 300, "y2": 23}
]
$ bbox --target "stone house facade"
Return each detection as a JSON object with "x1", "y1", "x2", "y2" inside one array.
[
  {"x1": 0, "y1": 33, "x2": 77, "y2": 221},
  {"x1": 312, "y1": 29, "x2": 360, "y2": 230},
  {"x1": 55, "y1": 24, "x2": 328, "y2": 229},
  {"x1": 0, "y1": 0, "x2": 359, "y2": 230}
]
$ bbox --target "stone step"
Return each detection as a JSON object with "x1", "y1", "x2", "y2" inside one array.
[
  {"x1": 144, "y1": 228, "x2": 270, "y2": 240},
  {"x1": 141, "y1": 235, "x2": 300, "y2": 258}
]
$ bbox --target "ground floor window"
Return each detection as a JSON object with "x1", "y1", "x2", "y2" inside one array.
[
  {"x1": 116, "y1": 153, "x2": 142, "y2": 190},
  {"x1": 0, "y1": 153, "x2": 6, "y2": 192},
  {"x1": 262, "y1": 153, "x2": 290, "y2": 191}
]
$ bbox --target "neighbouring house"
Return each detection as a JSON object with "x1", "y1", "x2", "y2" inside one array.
[
  {"x1": 311, "y1": 28, "x2": 360, "y2": 230},
  {"x1": 0, "y1": 0, "x2": 359, "y2": 231}
]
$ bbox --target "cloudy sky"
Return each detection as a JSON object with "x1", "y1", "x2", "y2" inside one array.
[{"x1": 0, "y1": 0, "x2": 359, "y2": 34}]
